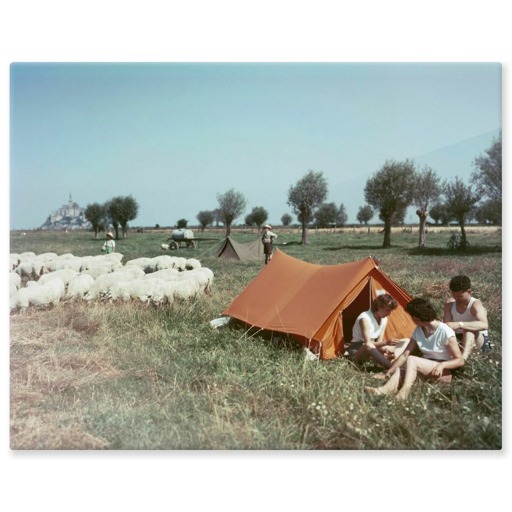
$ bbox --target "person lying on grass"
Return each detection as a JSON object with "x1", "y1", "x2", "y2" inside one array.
[
  {"x1": 347, "y1": 293, "x2": 408, "y2": 369},
  {"x1": 364, "y1": 297, "x2": 464, "y2": 401}
]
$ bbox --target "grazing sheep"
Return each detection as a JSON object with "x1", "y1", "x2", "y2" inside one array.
[
  {"x1": 10, "y1": 277, "x2": 66, "y2": 312},
  {"x1": 42, "y1": 256, "x2": 83, "y2": 274},
  {"x1": 85, "y1": 266, "x2": 146, "y2": 300},
  {"x1": 66, "y1": 273, "x2": 96, "y2": 299},
  {"x1": 15, "y1": 259, "x2": 45, "y2": 280},
  {"x1": 10, "y1": 272, "x2": 22, "y2": 297},
  {"x1": 160, "y1": 243, "x2": 170, "y2": 252},
  {"x1": 38, "y1": 268, "x2": 79, "y2": 287},
  {"x1": 125, "y1": 257, "x2": 155, "y2": 273},
  {"x1": 185, "y1": 258, "x2": 202, "y2": 270},
  {"x1": 10, "y1": 254, "x2": 20, "y2": 270}
]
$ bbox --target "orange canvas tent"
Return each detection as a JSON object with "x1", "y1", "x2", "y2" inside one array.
[{"x1": 223, "y1": 250, "x2": 416, "y2": 359}]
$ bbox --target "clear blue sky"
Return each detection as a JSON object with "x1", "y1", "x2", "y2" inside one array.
[{"x1": 10, "y1": 62, "x2": 501, "y2": 230}]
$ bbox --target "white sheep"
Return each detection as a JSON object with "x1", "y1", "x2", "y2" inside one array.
[
  {"x1": 185, "y1": 258, "x2": 202, "y2": 270},
  {"x1": 10, "y1": 277, "x2": 66, "y2": 312},
  {"x1": 42, "y1": 256, "x2": 83, "y2": 274},
  {"x1": 10, "y1": 254, "x2": 20, "y2": 270},
  {"x1": 143, "y1": 268, "x2": 181, "y2": 281},
  {"x1": 15, "y1": 257, "x2": 45, "y2": 279},
  {"x1": 10, "y1": 272, "x2": 22, "y2": 297},
  {"x1": 66, "y1": 273, "x2": 96, "y2": 299},
  {"x1": 125, "y1": 257, "x2": 154, "y2": 273},
  {"x1": 79, "y1": 253, "x2": 124, "y2": 278},
  {"x1": 160, "y1": 243, "x2": 170, "y2": 252},
  {"x1": 38, "y1": 268, "x2": 79, "y2": 287},
  {"x1": 85, "y1": 266, "x2": 146, "y2": 300}
]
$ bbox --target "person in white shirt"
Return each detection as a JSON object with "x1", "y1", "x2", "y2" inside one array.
[
  {"x1": 348, "y1": 293, "x2": 408, "y2": 369},
  {"x1": 443, "y1": 274, "x2": 490, "y2": 360},
  {"x1": 102, "y1": 232, "x2": 116, "y2": 254},
  {"x1": 365, "y1": 297, "x2": 464, "y2": 401},
  {"x1": 261, "y1": 224, "x2": 277, "y2": 264}
]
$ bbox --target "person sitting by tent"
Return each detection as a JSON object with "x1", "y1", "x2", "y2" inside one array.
[
  {"x1": 347, "y1": 293, "x2": 408, "y2": 369},
  {"x1": 261, "y1": 224, "x2": 277, "y2": 264},
  {"x1": 364, "y1": 297, "x2": 464, "y2": 401},
  {"x1": 443, "y1": 274, "x2": 490, "y2": 360}
]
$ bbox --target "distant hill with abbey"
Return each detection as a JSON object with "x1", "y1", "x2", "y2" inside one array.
[{"x1": 40, "y1": 195, "x2": 92, "y2": 231}]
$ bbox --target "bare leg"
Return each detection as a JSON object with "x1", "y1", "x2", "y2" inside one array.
[
  {"x1": 365, "y1": 368, "x2": 401, "y2": 396},
  {"x1": 396, "y1": 356, "x2": 441, "y2": 400},
  {"x1": 460, "y1": 331, "x2": 478, "y2": 360}
]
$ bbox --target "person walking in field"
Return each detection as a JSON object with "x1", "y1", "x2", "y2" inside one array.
[
  {"x1": 347, "y1": 293, "x2": 408, "y2": 369},
  {"x1": 101, "y1": 232, "x2": 116, "y2": 254},
  {"x1": 443, "y1": 275, "x2": 490, "y2": 360},
  {"x1": 261, "y1": 224, "x2": 277, "y2": 264},
  {"x1": 365, "y1": 298, "x2": 464, "y2": 401}
]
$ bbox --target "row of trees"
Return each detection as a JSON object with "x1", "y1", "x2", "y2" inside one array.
[
  {"x1": 199, "y1": 132, "x2": 501, "y2": 248},
  {"x1": 84, "y1": 195, "x2": 139, "y2": 239},
  {"x1": 83, "y1": 133, "x2": 500, "y2": 248}
]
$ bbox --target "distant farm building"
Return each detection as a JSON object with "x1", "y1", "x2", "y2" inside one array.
[{"x1": 40, "y1": 195, "x2": 92, "y2": 231}]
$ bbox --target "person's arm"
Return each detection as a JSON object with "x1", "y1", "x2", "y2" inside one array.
[
  {"x1": 374, "y1": 338, "x2": 417, "y2": 379},
  {"x1": 430, "y1": 336, "x2": 464, "y2": 377},
  {"x1": 445, "y1": 300, "x2": 488, "y2": 332},
  {"x1": 360, "y1": 317, "x2": 393, "y2": 368},
  {"x1": 443, "y1": 299, "x2": 454, "y2": 323}
]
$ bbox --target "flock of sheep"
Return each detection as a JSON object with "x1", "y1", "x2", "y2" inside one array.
[{"x1": 9, "y1": 251, "x2": 214, "y2": 312}]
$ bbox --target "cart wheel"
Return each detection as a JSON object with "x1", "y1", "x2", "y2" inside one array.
[{"x1": 169, "y1": 241, "x2": 179, "y2": 250}]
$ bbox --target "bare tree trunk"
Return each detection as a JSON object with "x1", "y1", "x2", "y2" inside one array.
[
  {"x1": 416, "y1": 209, "x2": 428, "y2": 247},
  {"x1": 382, "y1": 218, "x2": 392, "y2": 248},
  {"x1": 301, "y1": 221, "x2": 309, "y2": 245}
]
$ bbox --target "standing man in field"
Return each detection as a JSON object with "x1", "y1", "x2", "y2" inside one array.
[
  {"x1": 261, "y1": 224, "x2": 277, "y2": 264},
  {"x1": 443, "y1": 275, "x2": 490, "y2": 359}
]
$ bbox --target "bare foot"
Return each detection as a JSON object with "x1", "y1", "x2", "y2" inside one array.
[{"x1": 364, "y1": 386, "x2": 385, "y2": 396}]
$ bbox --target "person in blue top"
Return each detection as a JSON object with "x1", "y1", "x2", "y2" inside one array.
[{"x1": 365, "y1": 297, "x2": 464, "y2": 401}]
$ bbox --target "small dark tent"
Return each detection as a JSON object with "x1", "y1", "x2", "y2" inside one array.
[
  {"x1": 215, "y1": 236, "x2": 264, "y2": 261},
  {"x1": 223, "y1": 250, "x2": 416, "y2": 359}
]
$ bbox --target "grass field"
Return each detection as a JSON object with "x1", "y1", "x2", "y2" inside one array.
[{"x1": 9, "y1": 226, "x2": 502, "y2": 449}]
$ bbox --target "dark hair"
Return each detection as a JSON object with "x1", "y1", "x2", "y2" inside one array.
[
  {"x1": 405, "y1": 298, "x2": 438, "y2": 322},
  {"x1": 371, "y1": 293, "x2": 398, "y2": 312},
  {"x1": 449, "y1": 275, "x2": 471, "y2": 292}
]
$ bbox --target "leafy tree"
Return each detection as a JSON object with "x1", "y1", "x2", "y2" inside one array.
[
  {"x1": 472, "y1": 131, "x2": 502, "y2": 201},
  {"x1": 281, "y1": 213, "x2": 293, "y2": 226},
  {"x1": 314, "y1": 202, "x2": 337, "y2": 228},
  {"x1": 217, "y1": 188, "x2": 247, "y2": 237},
  {"x1": 428, "y1": 202, "x2": 452, "y2": 225},
  {"x1": 106, "y1": 195, "x2": 139, "y2": 239},
  {"x1": 247, "y1": 206, "x2": 268, "y2": 230},
  {"x1": 444, "y1": 177, "x2": 481, "y2": 249},
  {"x1": 356, "y1": 205, "x2": 374, "y2": 225},
  {"x1": 84, "y1": 202, "x2": 107, "y2": 238},
  {"x1": 472, "y1": 131, "x2": 502, "y2": 224},
  {"x1": 336, "y1": 203, "x2": 348, "y2": 227},
  {"x1": 364, "y1": 159, "x2": 416, "y2": 248},
  {"x1": 176, "y1": 218, "x2": 188, "y2": 229},
  {"x1": 288, "y1": 170, "x2": 328, "y2": 244},
  {"x1": 412, "y1": 165, "x2": 442, "y2": 247},
  {"x1": 213, "y1": 208, "x2": 223, "y2": 227},
  {"x1": 196, "y1": 210, "x2": 215, "y2": 232},
  {"x1": 245, "y1": 212, "x2": 255, "y2": 227},
  {"x1": 474, "y1": 199, "x2": 502, "y2": 225}
]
